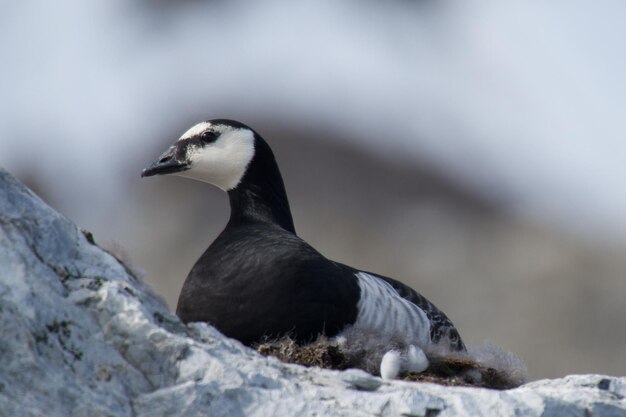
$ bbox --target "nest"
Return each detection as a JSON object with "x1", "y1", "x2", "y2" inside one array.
[{"x1": 256, "y1": 337, "x2": 519, "y2": 390}]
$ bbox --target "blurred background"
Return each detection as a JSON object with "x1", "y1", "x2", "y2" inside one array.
[{"x1": 2, "y1": 0, "x2": 625, "y2": 381}]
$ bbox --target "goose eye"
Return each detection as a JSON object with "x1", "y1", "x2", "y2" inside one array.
[{"x1": 200, "y1": 130, "x2": 217, "y2": 143}]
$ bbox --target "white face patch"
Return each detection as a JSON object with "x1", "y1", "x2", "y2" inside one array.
[
  {"x1": 175, "y1": 126, "x2": 255, "y2": 191},
  {"x1": 179, "y1": 121, "x2": 214, "y2": 141}
]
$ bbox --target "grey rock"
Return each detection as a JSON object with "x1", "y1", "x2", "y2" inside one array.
[{"x1": 0, "y1": 168, "x2": 624, "y2": 417}]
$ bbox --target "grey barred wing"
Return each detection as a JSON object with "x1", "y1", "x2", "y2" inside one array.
[{"x1": 368, "y1": 273, "x2": 466, "y2": 352}]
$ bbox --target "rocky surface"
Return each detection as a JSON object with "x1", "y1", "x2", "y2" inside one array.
[{"x1": 1, "y1": 168, "x2": 625, "y2": 417}]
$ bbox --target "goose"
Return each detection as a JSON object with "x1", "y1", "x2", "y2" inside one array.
[{"x1": 142, "y1": 119, "x2": 465, "y2": 378}]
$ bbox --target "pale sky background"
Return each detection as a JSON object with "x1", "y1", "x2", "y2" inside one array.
[{"x1": 1, "y1": 0, "x2": 625, "y2": 244}]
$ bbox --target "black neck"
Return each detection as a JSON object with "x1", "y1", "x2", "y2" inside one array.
[{"x1": 226, "y1": 135, "x2": 296, "y2": 233}]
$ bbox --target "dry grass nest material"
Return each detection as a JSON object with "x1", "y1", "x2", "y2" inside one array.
[{"x1": 256, "y1": 337, "x2": 517, "y2": 390}]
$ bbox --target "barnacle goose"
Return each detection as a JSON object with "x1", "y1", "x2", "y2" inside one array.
[{"x1": 142, "y1": 119, "x2": 466, "y2": 378}]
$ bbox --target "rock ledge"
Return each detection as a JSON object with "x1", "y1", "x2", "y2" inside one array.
[{"x1": 0, "y1": 169, "x2": 624, "y2": 417}]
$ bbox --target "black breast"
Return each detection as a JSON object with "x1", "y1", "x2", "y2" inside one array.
[{"x1": 176, "y1": 222, "x2": 361, "y2": 345}]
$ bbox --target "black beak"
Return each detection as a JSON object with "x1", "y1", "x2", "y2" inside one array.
[{"x1": 141, "y1": 147, "x2": 191, "y2": 178}]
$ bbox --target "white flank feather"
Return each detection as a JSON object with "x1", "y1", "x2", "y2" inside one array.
[
  {"x1": 404, "y1": 345, "x2": 429, "y2": 373},
  {"x1": 380, "y1": 350, "x2": 402, "y2": 380}
]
